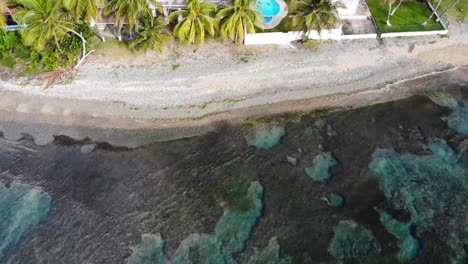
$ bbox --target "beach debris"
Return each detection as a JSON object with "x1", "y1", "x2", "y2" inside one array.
[
  {"x1": 0, "y1": 181, "x2": 52, "y2": 260},
  {"x1": 378, "y1": 210, "x2": 420, "y2": 261},
  {"x1": 286, "y1": 156, "x2": 298, "y2": 166},
  {"x1": 321, "y1": 193, "x2": 345, "y2": 207},
  {"x1": 304, "y1": 153, "x2": 338, "y2": 182},
  {"x1": 248, "y1": 237, "x2": 290, "y2": 264},
  {"x1": 329, "y1": 220, "x2": 377, "y2": 262},
  {"x1": 245, "y1": 124, "x2": 286, "y2": 150},
  {"x1": 369, "y1": 138, "x2": 468, "y2": 263},
  {"x1": 80, "y1": 144, "x2": 96, "y2": 154}
]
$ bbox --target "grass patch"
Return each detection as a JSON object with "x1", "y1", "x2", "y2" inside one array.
[
  {"x1": 428, "y1": 0, "x2": 467, "y2": 22},
  {"x1": 255, "y1": 16, "x2": 295, "y2": 33},
  {"x1": 171, "y1": 64, "x2": 180, "y2": 70},
  {"x1": 367, "y1": 0, "x2": 444, "y2": 33}
]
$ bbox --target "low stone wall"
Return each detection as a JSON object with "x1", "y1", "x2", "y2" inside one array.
[
  {"x1": 339, "y1": 33, "x2": 378, "y2": 39},
  {"x1": 380, "y1": 30, "x2": 448, "y2": 38}
]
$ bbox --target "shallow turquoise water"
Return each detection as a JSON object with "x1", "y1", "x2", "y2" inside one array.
[{"x1": 0, "y1": 80, "x2": 467, "y2": 263}]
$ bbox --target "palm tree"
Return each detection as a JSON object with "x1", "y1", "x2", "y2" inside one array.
[
  {"x1": 129, "y1": 16, "x2": 170, "y2": 52},
  {"x1": 216, "y1": 0, "x2": 262, "y2": 44},
  {"x1": 104, "y1": 0, "x2": 161, "y2": 40},
  {"x1": 63, "y1": 0, "x2": 104, "y2": 25},
  {"x1": 168, "y1": 0, "x2": 217, "y2": 45},
  {"x1": 289, "y1": 0, "x2": 343, "y2": 38},
  {"x1": 14, "y1": 0, "x2": 92, "y2": 68},
  {"x1": 0, "y1": 1, "x2": 8, "y2": 29}
]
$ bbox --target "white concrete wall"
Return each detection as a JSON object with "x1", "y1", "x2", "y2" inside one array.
[
  {"x1": 244, "y1": 26, "x2": 343, "y2": 45},
  {"x1": 339, "y1": 33, "x2": 377, "y2": 39},
  {"x1": 333, "y1": 0, "x2": 360, "y2": 15},
  {"x1": 380, "y1": 30, "x2": 448, "y2": 38}
]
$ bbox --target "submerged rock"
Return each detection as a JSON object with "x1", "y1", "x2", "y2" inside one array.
[
  {"x1": 329, "y1": 220, "x2": 377, "y2": 262},
  {"x1": 286, "y1": 156, "x2": 298, "y2": 166},
  {"x1": 304, "y1": 153, "x2": 338, "y2": 183},
  {"x1": 378, "y1": 211, "x2": 420, "y2": 262},
  {"x1": 128, "y1": 234, "x2": 168, "y2": 264},
  {"x1": 248, "y1": 237, "x2": 289, "y2": 264},
  {"x1": 80, "y1": 144, "x2": 96, "y2": 154},
  {"x1": 369, "y1": 138, "x2": 468, "y2": 262},
  {"x1": 428, "y1": 92, "x2": 468, "y2": 135},
  {"x1": 245, "y1": 125, "x2": 285, "y2": 150},
  {"x1": 0, "y1": 181, "x2": 52, "y2": 260},
  {"x1": 129, "y1": 181, "x2": 265, "y2": 264},
  {"x1": 321, "y1": 193, "x2": 345, "y2": 208}
]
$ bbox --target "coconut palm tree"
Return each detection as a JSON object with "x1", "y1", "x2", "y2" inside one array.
[
  {"x1": 14, "y1": 0, "x2": 92, "y2": 68},
  {"x1": 63, "y1": 0, "x2": 104, "y2": 25},
  {"x1": 216, "y1": 0, "x2": 262, "y2": 44},
  {"x1": 0, "y1": 1, "x2": 8, "y2": 29},
  {"x1": 168, "y1": 0, "x2": 217, "y2": 45},
  {"x1": 129, "y1": 16, "x2": 170, "y2": 52},
  {"x1": 104, "y1": 0, "x2": 161, "y2": 40},
  {"x1": 289, "y1": 0, "x2": 344, "y2": 38}
]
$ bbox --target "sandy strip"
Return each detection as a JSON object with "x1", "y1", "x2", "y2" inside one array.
[{"x1": 0, "y1": 24, "x2": 467, "y2": 146}]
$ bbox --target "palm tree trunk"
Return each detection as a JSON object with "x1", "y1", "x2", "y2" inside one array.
[
  {"x1": 59, "y1": 25, "x2": 95, "y2": 69},
  {"x1": 390, "y1": 0, "x2": 403, "y2": 16},
  {"x1": 436, "y1": 0, "x2": 460, "y2": 21},
  {"x1": 387, "y1": 2, "x2": 393, "y2": 26},
  {"x1": 422, "y1": 0, "x2": 443, "y2": 25}
]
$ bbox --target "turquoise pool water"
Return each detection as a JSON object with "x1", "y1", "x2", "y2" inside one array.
[{"x1": 257, "y1": 0, "x2": 280, "y2": 23}]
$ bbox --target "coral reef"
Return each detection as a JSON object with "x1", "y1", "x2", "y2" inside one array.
[
  {"x1": 369, "y1": 138, "x2": 468, "y2": 262},
  {"x1": 304, "y1": 153, "x2": 337, "y2": 182},
  {"x1": 0, "y1": 181, "x2": 51, "y2": 259},
  {"x1": 245, "y1": 125, "x2": 286, "y2": 150},
  {"x1": 329, "y1": 220, "x2": 377, "y2": 262}
]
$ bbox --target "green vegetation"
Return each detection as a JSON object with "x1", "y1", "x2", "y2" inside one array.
[
  {"x1": 257, "y1": 16, "x2": 294, "y2": 33},
  {"x1": 289, "y1": 0, "x2": 344, "y2": 38},
  {"x1": 217, "y1": 0, "x2": 263, "y2": 43},
  {"x1": 329, "y1": 220, "x2": 377, "y2": 262},
  {"x1": 303, "y1": 37, "x2": 319, "y2": 51},
  {"x1": 429, "y1": 0, "x2": 467, "y2": 22},
  {"x1": 0, "y1": 29, "x2": 83, "y2": 73},
  {"x1": 168, "y1": 0, "x2": 218, "y2": 45},
  {"x1": 367, "y1": 0, "x2": 444, "y2": 33},
  {"x1": 129, "y1": 17, "x2": 170, "y2": 52}
]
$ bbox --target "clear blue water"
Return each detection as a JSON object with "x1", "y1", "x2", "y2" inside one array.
[{"x1": 257, "y1": 0, "x2": 280, "y2": 23}]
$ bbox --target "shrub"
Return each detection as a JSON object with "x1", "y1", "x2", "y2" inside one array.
[
  {"x1": 2, "y1": 52, "x2": 16, "y2": 68},
  {"x1": 303, "y1": 38, "x2": 319, "y2": 51},
  {"x1": 15, "y1": 46, "x2": 29, "y2": 59}
]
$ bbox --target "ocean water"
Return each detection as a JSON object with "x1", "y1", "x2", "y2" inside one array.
[{"x1": 0, "y1": 80, "x2": 468, "y2": 263}]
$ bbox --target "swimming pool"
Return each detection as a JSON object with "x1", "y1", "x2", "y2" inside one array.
[{"x1": 257, "y1": 0, "x2": 280, "y2": 23}]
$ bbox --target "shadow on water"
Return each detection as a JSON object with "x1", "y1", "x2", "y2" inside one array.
[{"x1": 0, "y1": 82, "x2": 468, "y2": 263}]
